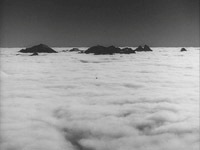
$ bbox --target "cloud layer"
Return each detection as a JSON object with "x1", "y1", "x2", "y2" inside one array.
[{"x1": 0, "y1": 47, "x2": 199, "y2": 150}]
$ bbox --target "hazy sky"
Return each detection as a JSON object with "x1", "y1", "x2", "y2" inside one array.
[{"x1": 0, "y1": 0, "x2": 199, "y2": 47}]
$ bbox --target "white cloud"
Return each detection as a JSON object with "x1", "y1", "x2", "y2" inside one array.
[{"x1": 0, "y1": 48, "x2": 199, "y2": 150}]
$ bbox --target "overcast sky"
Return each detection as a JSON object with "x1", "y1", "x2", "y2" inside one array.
[{"x1": 0, "y1": 0, "x2": 199, "y2": 47}]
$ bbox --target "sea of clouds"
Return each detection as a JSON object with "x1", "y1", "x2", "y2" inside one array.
[{"x1": 0, "y1": 47, "x2": 199, "y2": 150}]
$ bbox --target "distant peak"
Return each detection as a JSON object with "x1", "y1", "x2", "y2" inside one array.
[{"x1": 38, "y1": 44, "x2": 48, "y2": 47}]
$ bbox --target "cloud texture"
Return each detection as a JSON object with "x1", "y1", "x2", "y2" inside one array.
[{"x1": 0, "y1": 47, "x2": 199, "y2": 150}]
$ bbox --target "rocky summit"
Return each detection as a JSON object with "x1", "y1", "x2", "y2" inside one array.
[
  {"x1": 120, "y1": 48, "x2": 136, "y2": 54},
  {"x1": 19, "y1": 44, "x2": 58, "y2": 53},
  {"x1": 180, "y1": 48, "x2": 187, "y2": 52},
  {"x1": 69, "y1": 48, "x2": 80, "y2": 52},
  {"x1": 84, "y1": 45, "x2": 135, "y2": 55},
  {"x1": 134, "y1": 45, "x2": 153, "y2": 52}
]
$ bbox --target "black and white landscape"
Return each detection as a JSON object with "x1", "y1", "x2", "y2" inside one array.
[{"x1": 0, "y1": 0, "x2": 199, "y2": 150}]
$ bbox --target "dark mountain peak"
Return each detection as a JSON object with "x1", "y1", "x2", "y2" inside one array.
[
  {"x1": 143, "y1": 45, "x2": 153, "y2": 51},
  {"x1": 134, "y1": 45, "x2": 144, "y2": 51},
  {"x1": 134, "y1": 45, "x2": 153, "y2": 52},
  {"x1": 19, "y1": 44, "x2": 57, "y2": 53},
  {"x1": 85, "y1": 45, "x2": 136, "y2": 55},
  {"x1": 180, "y1": 48, "x2": 187, "y2": 52}
]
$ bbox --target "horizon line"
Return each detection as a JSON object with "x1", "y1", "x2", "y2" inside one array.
[{"x1": 0, "y1": 46, "x2": 200, "y2": 48}]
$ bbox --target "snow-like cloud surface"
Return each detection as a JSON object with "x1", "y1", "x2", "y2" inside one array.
[{"x1": 0, "y1": 48, "x2": 199, "y2": 150}]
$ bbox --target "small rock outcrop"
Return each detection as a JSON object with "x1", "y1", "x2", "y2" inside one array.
[
  {"x1": 62, "y1": 48, "x2": 84, "y2": 53},
  {"x1": 30, "y1": 52, "x2": 39, "y2": 56},
  {"x1": 134, "y1": 46, "x2": 144, "y2": 52},
  {"x1": 85, "y1": 45, "x2": 117, "y2": 55},
  {"x1": 84, "y1": 45, "x2": 136, "y2": 55},
  {"x1": 69, "y1": 48, "x2": 80, "y2": 52},
  {"x1": 19, "y1": 44, "x2": 57, "y2": 53},
  {"x1": 180, "y1": 48, "x2": 187, "y2": 52},
  {"x1": 120, "y1": 48, "x2": 136, "y2": 54},
  {"x1": 134, "y1": 45, "x2": 153, "y2": 52},
  {"x1": 143, "y1": 45, "x2": 153, "y2": 51},
  {"x1": 62, "y1": 50, "x2": 68, "y2": 52}
]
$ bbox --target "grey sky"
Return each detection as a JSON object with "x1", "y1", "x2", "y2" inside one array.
[{"x1": 0, "y1": 0, "x2": 199, "y2": 47}]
